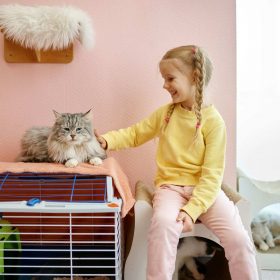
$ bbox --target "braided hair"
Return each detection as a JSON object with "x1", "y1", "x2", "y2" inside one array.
[{"x1": 161, "y1": 45, "x2": 213, "y2": 138}]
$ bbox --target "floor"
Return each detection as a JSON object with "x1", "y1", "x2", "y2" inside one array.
[{"x1": 261, "y1": 270, "x2": 280, "y2": 280}]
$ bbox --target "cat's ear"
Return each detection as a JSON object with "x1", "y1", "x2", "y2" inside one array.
[
  {"x1": 83, "y1": 109, "x2": 93, "y2": 120},
  {"x1": 53, "y1": 110, "x2": 62, "y2": 119}
]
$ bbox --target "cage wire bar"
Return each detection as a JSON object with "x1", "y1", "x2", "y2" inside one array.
[{"x1": 0, "y1": 172, "x2": 123, "y2": 280}]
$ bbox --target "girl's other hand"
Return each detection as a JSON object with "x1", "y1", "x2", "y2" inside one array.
[
  {"x1": 176, "y1": 210, "x2": 194, "y2": 232},
  {"x1": 94, "y1": 129, "x2": 108, "y2": 150}
]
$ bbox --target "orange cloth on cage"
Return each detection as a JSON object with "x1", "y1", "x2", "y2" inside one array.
[{"x1": 0, "y1": 157, "x2": 135, "y2": 218}]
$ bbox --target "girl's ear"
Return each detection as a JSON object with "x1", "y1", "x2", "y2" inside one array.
[
  {"x1": 53, "y1": 110, "x2": 61, "y2": 119},
  {"x1": 83, "y1": 109, "x2": 93, "y2": 120}
]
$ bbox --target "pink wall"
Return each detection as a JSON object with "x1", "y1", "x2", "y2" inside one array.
[{"x1": 0, "y1": 0, "x2": 236, "y2": 189}]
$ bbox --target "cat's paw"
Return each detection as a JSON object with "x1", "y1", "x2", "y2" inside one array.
[
  {"x1": 65, "y1": 159, "x2": 79, "y2": 168},
  {"x1": 268, "y1": 240, "x2": 275, "y2": 248},
  {"x1": 89, "y1": 157, "x2": 103, "y2": 166},
  {"x1": 259, "y1": 243, "x2": 269, "y2": 251}
]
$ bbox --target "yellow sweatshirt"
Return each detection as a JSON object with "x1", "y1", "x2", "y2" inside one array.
[{"x1": 102, "y1": 103, "x2": 226, "y2": 222}]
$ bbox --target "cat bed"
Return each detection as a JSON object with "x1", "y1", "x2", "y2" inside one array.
[
  {"x1": 238, "y1": 168, "x2": 280, "y2": 195},
  {"x1": 0, "y1": 158, "x2": 135, "y2": 218},
  {"x1": 124, "y1": 181, "x2": 258, "y2": 280},
  {"x1": 237, "y1": 168, "x2": 280, "y2": 217},
  {"x1": 255, "y1": 246, "x2": 280, "y2": 270},
  {"x1": 0, "y1": 4, "x2": 94, "y2": 50},
  {"x1": 237, "y1": 168, "x2": 280, "y2": 270}
]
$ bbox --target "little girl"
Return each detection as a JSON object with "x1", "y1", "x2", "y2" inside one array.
[{"x1": 97, "y1": 45, "x2": 259, "y2": 280}]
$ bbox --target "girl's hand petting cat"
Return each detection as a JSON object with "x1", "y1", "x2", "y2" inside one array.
[
  {"x1": 94, "y1": 129, "x2": 108, "y2": 150},
  {"x1": 176, "y1": 210, "x2": 194, "y2": 232}
]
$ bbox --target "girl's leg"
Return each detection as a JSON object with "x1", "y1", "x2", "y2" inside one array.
[
  {"x1": 199, "y1": 190, "x2": 259, "y2": 280},
  {"x1": 147, "y1": 186, "x2": 186, "y2": 280}
]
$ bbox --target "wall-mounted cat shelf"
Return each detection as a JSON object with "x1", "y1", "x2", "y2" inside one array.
[
  {"x1": 0, "y1": 5, "x2": 94, "y2": 63},
  {"x1": 2, "y1": 33, "x2": 73, "y2": 63}
]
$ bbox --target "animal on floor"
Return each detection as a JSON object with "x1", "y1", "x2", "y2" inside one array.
[
  {"x1": 173, "y1": 236, "x2": 219, "y2": 280},
  {"x1": 251, "y1": 205, "x2": 280, "y2": 251},
  {"x1": 17, "y1": 109, "x2": 106, "y2": 167}
]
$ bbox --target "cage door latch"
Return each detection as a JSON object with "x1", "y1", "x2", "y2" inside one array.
[{"x1": 26, "y1": 198, "x2": 41, "y2": 206}]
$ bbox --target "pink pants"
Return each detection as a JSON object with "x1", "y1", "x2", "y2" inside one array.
[{"x1": 147, "y1": 185, "x2": 259, "y2": 280}]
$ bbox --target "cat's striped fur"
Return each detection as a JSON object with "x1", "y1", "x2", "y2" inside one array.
[{"x1": 17, "y1": 110, "x2": 106, "y2": 167}]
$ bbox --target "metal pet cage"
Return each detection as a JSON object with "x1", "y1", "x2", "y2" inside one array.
[{"x1": 0, "y1": 172, "x2": 123, "y2": 280}]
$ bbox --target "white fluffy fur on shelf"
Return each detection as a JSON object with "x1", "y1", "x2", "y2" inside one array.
[{"x1": 0, "y1": 4, "x2": 94, "y2": 50}]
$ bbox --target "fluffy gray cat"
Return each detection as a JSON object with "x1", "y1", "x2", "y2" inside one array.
[{"x1": 17, "y1": 109, "x2": 106, "y2": 167}]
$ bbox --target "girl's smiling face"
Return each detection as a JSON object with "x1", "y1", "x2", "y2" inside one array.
[{"x1": 159, "y1": 58, "x2": 196, "y2": 110}]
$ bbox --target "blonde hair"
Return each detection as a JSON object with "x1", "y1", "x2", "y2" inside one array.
[{"x1": 161, "y1": 45, "x2": 213, "y2": 137}]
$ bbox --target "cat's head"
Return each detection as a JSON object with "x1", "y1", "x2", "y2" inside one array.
[
  {"x1": 50, "y1": 109, "x2": 94, "y2": 144},
  {"x1": 251, "y1": 218, "x2": 270, "y2": 238}
]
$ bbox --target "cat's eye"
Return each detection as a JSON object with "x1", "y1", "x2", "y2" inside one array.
[
  {"x1": 76, "y1": 128, "x2": 82, "y2": 132},
  {"x1": 63, "y1": 127, "x2": 70, "y2": 131}
]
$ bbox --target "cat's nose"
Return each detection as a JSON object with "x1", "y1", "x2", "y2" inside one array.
[{"x1": 70, "y1": 134, "x2": 75, "y2": 139}]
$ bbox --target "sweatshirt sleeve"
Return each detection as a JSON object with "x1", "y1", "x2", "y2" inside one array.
[
  {"x1": 101, "y1": 107, "x2": 165, "y2": 151},
  {"x1": 181, "y1": 122, "x2": 226, "y2": 222}
]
